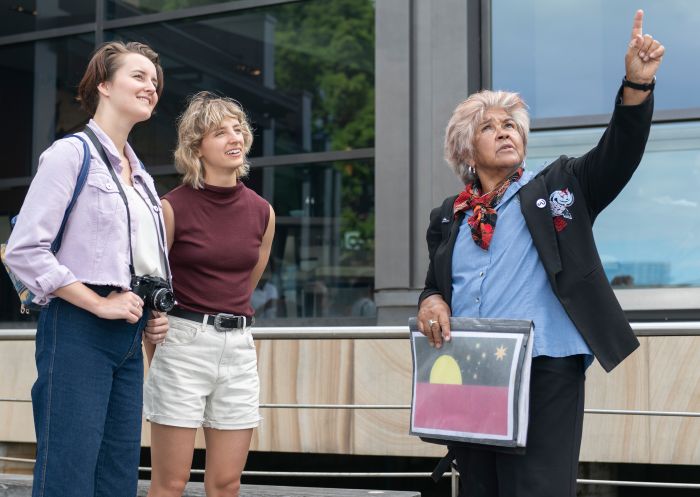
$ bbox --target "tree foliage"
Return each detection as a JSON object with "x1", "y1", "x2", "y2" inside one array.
[
  {"x1": 274, "y1": 0, "x2": 375, "y2": 264},
  {"x1": 275, "y1": 0, "x2": 374, "y2": 151}
]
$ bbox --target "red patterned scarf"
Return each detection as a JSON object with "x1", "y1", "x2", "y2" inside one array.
[{"x1": 453, "y1": 167, "x2": 523, "y2": 250}]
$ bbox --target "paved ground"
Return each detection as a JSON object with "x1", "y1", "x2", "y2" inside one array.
[{"x1": 0, "y1": 474, "x2": 420, "y2": 497}]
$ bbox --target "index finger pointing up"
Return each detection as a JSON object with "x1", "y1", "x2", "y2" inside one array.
[{"x1": 630, "y1": 9, "x2": 644, "y2": 40}]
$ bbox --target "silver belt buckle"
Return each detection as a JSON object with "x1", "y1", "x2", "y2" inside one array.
[{"x1": 213, "y1": 313, "x2": 245, "y2": 332}]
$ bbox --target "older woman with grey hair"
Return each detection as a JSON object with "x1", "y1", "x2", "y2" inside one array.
[{"x1": 417, "y1": 10, "x2": 663, "y2": 497}]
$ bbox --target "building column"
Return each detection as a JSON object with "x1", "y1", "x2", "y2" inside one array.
[{"x1": 374, "y1": 0, "x2": 478, "y2": 323}]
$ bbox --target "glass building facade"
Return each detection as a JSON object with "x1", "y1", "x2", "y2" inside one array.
[
  {"x1": 1, "y1": 0, "x2": 698, "y2": 328},
  {"x1": 493, "y1": 0, "x2": 700, "y2": 292},
  {"x1": 0, "y1": 0, "x2": 375, "y2": 326}
]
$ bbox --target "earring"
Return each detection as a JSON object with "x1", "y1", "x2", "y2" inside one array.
[{"x1": 468, "y1": 164, "x2": 476, "y2": 175}]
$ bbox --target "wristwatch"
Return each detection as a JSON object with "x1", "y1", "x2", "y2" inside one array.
[{"x1": 622, "y1": 76, "x2": 656, "y2": 92}]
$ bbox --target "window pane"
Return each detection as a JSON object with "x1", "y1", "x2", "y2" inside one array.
[
  {"x1": 251, "y1": 160, "x2": 375, "y2": 324},
  {"x1": 0, "y1": 0, "x2": 95, "y2": 36},
  {"x1": 0, "y1": 34, "x2": 93, "y2": 326},
  {"x1": 107, "y1": 0, "x2": 235, "y2": 19},
  {"x1": 108, "y1": 0, "x2": 375, "y2": 165},
  {"x1": 492, "y1": 0, "x2": 700, "y2": 120},
  {"x1": 0, "y1": 35, "x2": 93, "y2": 179},
  {"x1": 526, "y1": 122, "x2": 700, "y2": 287}
]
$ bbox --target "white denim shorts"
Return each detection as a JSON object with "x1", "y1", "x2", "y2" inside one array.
[{"x1": 143, "y1": 314, "x2": 261, "y2": 430}]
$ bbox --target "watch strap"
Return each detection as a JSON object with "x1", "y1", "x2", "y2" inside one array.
[{"x1": 622, "y1": 76, "x2": 655, "y2": 91}]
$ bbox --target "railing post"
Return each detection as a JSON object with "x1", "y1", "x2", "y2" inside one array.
[{"x1": 451, "y1": 459, "x2": 458, "y2": 497}]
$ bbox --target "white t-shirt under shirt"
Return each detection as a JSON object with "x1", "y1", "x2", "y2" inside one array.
[{"x1": 124, "y1": 185, "x2": 166, "y2": 279}]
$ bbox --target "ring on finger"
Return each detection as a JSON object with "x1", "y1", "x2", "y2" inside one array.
[{"x1": 428, "y1": 319, "x2": 438, "y2": 327}]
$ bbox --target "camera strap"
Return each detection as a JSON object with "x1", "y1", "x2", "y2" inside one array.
[
  {"x1": 135, "y1": 165, "x2": 172, "y2": 283},
  {"x1": 83, "y1": 127, "x2": 171, "y2": 283}
]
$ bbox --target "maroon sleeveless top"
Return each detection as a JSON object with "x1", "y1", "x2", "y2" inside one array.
[{"x1": 163, "y1": 182, "x2": 270, "y2": 316}]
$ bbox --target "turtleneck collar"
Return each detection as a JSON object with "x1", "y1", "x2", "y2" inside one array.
[{"x1": 202, "y1": 181, "x2": 243, "y2": 195}]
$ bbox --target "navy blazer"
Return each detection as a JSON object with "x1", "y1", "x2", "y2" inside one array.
[{"x1": 420, "y1": 88, "x2": 653, "y2": 372}]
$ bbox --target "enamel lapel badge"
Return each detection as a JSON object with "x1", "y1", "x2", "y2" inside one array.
[{"x1": 549, "y1": 188, "x2": 574, "y2": 232}]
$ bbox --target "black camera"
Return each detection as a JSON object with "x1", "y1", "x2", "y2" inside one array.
[{"x1": 130, "y1": 275, "x2": 175, "y2": 312}]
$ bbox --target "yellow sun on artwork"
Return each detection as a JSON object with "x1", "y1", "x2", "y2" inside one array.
[
  {"x1": 495, "y1": 345, "x2": 507, "y2": 360},
  {"x1": 429, "y1": 355, "x2": 462, "y2": 384}
]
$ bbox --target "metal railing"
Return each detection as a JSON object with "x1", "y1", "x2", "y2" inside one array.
[
  {"x1": 1, "y1": 324, "x2": 700, "y2": 494},
  {"x1": 3, "y1": 321, "x2": 700, "y2": 341}
]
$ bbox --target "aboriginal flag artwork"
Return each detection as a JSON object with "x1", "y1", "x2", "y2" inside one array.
[{"x1": 409, "y1": 317, "x2": 533, "y2": 447}]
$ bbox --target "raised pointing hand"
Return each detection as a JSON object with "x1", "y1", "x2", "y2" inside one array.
[{"x1": 625, "y1": 10, "x2": 664, "y2": 84}]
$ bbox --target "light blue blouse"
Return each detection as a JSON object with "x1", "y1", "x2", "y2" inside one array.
[{"x1": 451, "y1": 170, "x2": 593, "y2": 363}]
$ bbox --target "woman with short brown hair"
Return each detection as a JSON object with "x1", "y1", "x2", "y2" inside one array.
[{"x1": 5, "y1": 40, "x2": 169, "y2": 497}]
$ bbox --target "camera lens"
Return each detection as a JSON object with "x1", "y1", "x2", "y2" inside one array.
[{"x1": 152, "y1": 288, "x2": 175, "y2": 312}]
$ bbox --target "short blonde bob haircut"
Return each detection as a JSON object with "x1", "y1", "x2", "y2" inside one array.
[
  {"x1": 174, "y1": 91, "x2": 253, "y2": 189},
  {"x1": 444, "y1": 90, "x2": 530, "y2": 184}
]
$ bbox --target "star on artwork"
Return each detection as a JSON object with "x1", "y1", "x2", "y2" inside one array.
[{"x1": 495, "y1": 345, "x2": 507, "y2": 360}]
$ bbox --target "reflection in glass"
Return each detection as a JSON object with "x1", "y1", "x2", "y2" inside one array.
[
  {"x1": 527, "y1": 122, "x2": 700, "y2": 287},
  {"x1": 108, "y1": 0, "x2": 375, "y2": 165},
  {"x1": 0, "y1": 34, "x2": 92, "y2": 324},
  {"x1": 153, "y1": 161, "x2": 375, "y2": 324},
  {"x1": 0, "y1": 35, "x2": 93, "y2": 179},
  {"x1": 107, "y1": 0, "x2": 234, "y2": 19},
  {"x1": 248, "y1": 160, "x2": 375, "y2": 323},
  {"x1": 0, "y1": 0, "x2": 95, "y2": 36},
  {"x1": 492, "y1": 0, "x2": 700, "y2": 120}
]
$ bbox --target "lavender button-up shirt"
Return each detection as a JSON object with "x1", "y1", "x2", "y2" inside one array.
[{"x1": 5, "y1": 120, "x2": 169, "y2": 305}]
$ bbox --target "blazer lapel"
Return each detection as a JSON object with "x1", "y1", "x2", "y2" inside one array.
[
  {"x1": 448, "y1": 211, "x2": 463, "y2": 242},
  {"x1": 441, "y1": 211, "x2": 463, "y2": 308},
  {"x1": 519, "y1": 177, "x2": 563, "y2": 276}
]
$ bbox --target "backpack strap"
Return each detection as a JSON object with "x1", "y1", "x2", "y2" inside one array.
[{"x1": 50, "y1": 134, "x2": 91, "y2": 254}]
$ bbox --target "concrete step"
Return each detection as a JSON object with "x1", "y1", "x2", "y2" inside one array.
[{"x1": 0, "y1": 474, "x2": 420, "y2": 497}]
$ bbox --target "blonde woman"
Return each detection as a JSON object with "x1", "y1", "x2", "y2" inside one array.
[{"x1": 144, "y1": 92, "x2": 274, "y2": 497}]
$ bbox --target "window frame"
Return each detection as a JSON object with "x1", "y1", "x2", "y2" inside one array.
[{"x1": 484, "y1": 0, "x2": 700, "y2": 130}]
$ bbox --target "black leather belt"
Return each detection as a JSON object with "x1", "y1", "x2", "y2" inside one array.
[{"x1": 169, "y1": 307, "x2": 254, "y2": 331}]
